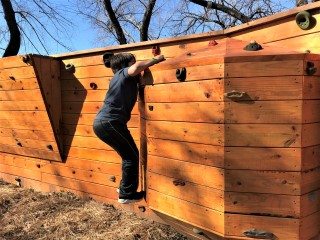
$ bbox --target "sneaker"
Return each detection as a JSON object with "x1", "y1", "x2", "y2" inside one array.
[{"x1": 118, "y1": 191, "x2": 145, "y2": 204}]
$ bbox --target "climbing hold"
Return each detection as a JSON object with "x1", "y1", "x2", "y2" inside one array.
[
  {"x1": 243, "y1": 229, "x2": 275, "y2": 239},
  {"x1": 138, "y1": 206, "x2": 146, "y2": 212},
  {"x1": 9, "y1": 76, "x2": 15, "y2": 81},
  {"x1": 109, "y1": 176, "x2": 116, "y2": 182},
  {"x1": 296, "y1": 11, "x2": 311, "y2": 30},
  {"x1": 244, "y1": 40, "x2": 262, "y2": 51},
  {"x1": 103, "y1": 52, "x2": 114, "y2": 68},
  {"x1": 15, "y1": 178, "x2": 22, "y2": 187},
  {"x1": 176, "y1": 68, "x2": 187, "y2": 82},
  {"x1": 192, "y1": 228, "x2": 204, "y2": 235},
  {"x1": 16, "y1": 142, "x2": 23, "y2": 147},
  {"x1": 65, "y1": 63, "x2": 75, "y2": 73},
  {"x1": 306, "y1": 62, "x2": 317, "y2": 75},
  {"x1": 47, "y1": 145, "x2": 53, "y2": 151},
  {"x1": 22, "y1": 55, "x2": 31, "y2": 64},
  {"x1": 152, "y1": 45, "x2": 161, "y2": 56},
  {"x1": 148, "y1": 105, "x2": 154, "y2": 111},
  {"x1": 224, "y1": 90, "x2": 248, "y2": 101},
  {"x1": 172, "y1": 179, "x2": 185, "y2": 186},
  {"x1": 90, "y1": 82, "x2": 98, "y2": 90},
  {"x1": 208, "y1": 39, "x2": 218, "y2": 46}
]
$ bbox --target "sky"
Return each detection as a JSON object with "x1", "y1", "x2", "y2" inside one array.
[{"x1": 0, "y1": 0, "x2": 296, "y2": 56}]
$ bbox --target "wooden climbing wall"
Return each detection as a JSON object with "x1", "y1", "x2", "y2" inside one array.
[
  {"x1": 0, "y1": 2, "x2": 320, "y2": 239},
  {"x1": 0, "y1": 55, "x2": 62, "y2": 162}
]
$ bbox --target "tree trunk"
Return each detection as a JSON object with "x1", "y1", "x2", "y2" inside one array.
[
  {"x1": 103, "y1": 0, "x2": 127, "y2": 44},
  {"x1": 189, "y1": 0, "x2": 250, "y2": 23},
  {"x1": 140, "y1": 0, "x2": 157, "y2": 41},
  {"x1": 1, "y1": 0, "x2": 21, "y2": 57}
]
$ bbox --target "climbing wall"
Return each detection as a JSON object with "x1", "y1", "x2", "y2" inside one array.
[
  {"x1": 0, "y1": 55, "x2": 62, "y2": 162},
  {"x1": 142, "y1": 39, "x2": 320, "y2": 239}
]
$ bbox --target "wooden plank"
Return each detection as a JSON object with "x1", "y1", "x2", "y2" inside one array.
[
  {"x1": 303, "y1": 76, "x2": 320, "y2": 99},
  {"x1": 0, "y1": 89, "x2": 44, "y2": 101},
  {"x1": 226, "y1": 76, "x2": 303, "y2": 101},
  {"x1": 148, "y1": 155, "x2": 224, "y2": 189},
  {"x1": 0, "y1": 101, "x2": 46, "y2": 111},
  {"x1": 303, "y1": 100, "x2": 320, "y2": 123},
  {"x1": 302, "y1": 145, "x2": 320, "y2": 171},
  {"x1": 0, "y1": 55, "x2": 30, "y2": 69},
  {"x1": 61, "y1": 77, "x2": 111, "y2": 91},
  {"x1": 147, "y1": 138, "x2": 224, "y2": 168},
  {"x1": 302, "y1": 123, "x2": 320, "y2": 147},
  {"x1": 64, "y1": 147, "x2": 121, "y2": 163},
  {"x1": 301, "y1": 167, "x2": 320, "y2": 195},
  {"x1": 148, "y1": 172, "x2": 224, "y2": 212},
  {"x1": 40, "y1": 163, "x2": 120, "y2": 188},
  {"x1": 0, "y1": 136, "x2": 57, "y2": 150},
  {"x1": 144, "y1": 79, "x2": 224, "y2": 102},
  {"x1": 301, "y1": 190, "x2": 320, "y2": 219},
  {"x1": 0, "y1": 119, "x2": 52, "y2": 131},
  {"x1": 62, "y1": 124, "x2": 139, "y2": 138},
  {"x1": 0, "y1": 143, "x2": 61, "y2": 161},
  {"x1": 62, "y1": 113, "x2": 139, "y2": 127},
  {"x1": 0, "y1": 110, "x2": 50, "y2": 122},
  {"x1": 225, "y1": 147, "x2": 302, "y2": 171},
  {"x1": 0, "y1": 127, "x2": 55, "y2": 141},
  {"x1": 41, "y1": 172, "x2": 118, "y2": 200},
  {"x1": 143, "y1": 64, "x2": 224, "y2": 85},
  {"x1": 226, "y1": 101, "x2": 302, "y2": 124},
  {"x1": 225, "y1": 170, "x2": 300, "y2": 195},
  {"x1": 0, "y1": 153, "x2": 42, "y2": 171},
  {"x1": 231, "y1": 12, "x2": 320, "y2": 47},
  {"x1": 225, "y1": 60, "x2": 303, "y2": 78},
  {"x1": 0, "y1": 66, "x2": 36, "y2": 80},
  {"x1": 0, "y1": 163, "x2": 41, "y2": 181},
  {"x1": 148, "y1": 189, "x2": 224, "y2": 235},
  {"x1": 143, "y1": 102, "x2": 224, "y2": 123},
  {"x1": 61, "y1": 64, "x2": 113, "y2": 79},
  {"x1": 61, "y1": 90, "x2": 104, "y2": 102},
  {"x1": 300, "y1": 210, "x2": 320, "y2": 240},
  {"x1": 41, "y1": 157, "x2": 121, "y2": 175},
  {"x1": 225, "y1": 192, "x2": 300, "y2": 218},
  {"x1": 225, "y1": 124, "x2": 301, "y2": 148},
  {"x1": 225, "y1": 214, "x2": 299, "y2": 239},
  {"x1": 146, "y1": 121, "x2": 223, "y2": 146},
  {"x1": 0, "y1": 78, "x2": 39, "y2": 90}
]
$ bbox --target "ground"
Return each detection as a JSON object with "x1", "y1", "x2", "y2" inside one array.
[{"x1": 0, "y1": 180, "x2": 188, "y2": 240}]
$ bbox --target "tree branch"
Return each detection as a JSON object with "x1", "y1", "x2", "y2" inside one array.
[
  {"x1": 188, "y1": 0, "x2": 250, "y2": 23},
  {"x1": 1, "y1": 0, "x2": 21, "y2": 56},
  {"x1": 140, "y1": 0, "x2": 157, "y2": 41},
  {"x1": 103, "y1": 0, "x2": 127, "y2": 44}
]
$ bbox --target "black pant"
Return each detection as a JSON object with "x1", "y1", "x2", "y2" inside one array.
[{"x1": 93, "y1": 119, "x2": 139, "y2": 197}]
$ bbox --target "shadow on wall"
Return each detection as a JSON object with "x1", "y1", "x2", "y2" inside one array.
[{"x1": 60, "y1": 62, "x2": 87, "y2": 161}]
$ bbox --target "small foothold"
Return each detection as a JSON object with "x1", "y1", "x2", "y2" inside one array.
[
  {"x1": 138, "y1": 206, "x2": 146, "y2": 212},
  {"x1": 148, "y1": 105, "x2": 154, "y2": 111},
  {"x1": 244, "y1": 41, "x2": 262, "y2": 51},
  {"x1": 36, "y1": 164, "x2": 41, "y2": 168},
  {"x1": 65, "y1": 63, "x2": 75, "y2": 72},
  {"x1": 192, "y1": 228, "x2": 204, "y2": 235},
  {"x1": 282, "y1": 180, "x2": 287, "y2": 184},
  {"x1": 237, "y1": 181, "x2": 242, "y2": 186},
  {"x1": 17, "y1": 142, "x2": 23, "y2": 147},
  {"x1": 208, "y1": 40, "x2": 218, "y2": 46},
  {"x1": 72, "y1": 170, "x2": 76, "y2": 174},
  {"x1": 22, "y1": 55, "x2": 31, "y2": 64},
  {"x1": 176, "y1": 68, "x2": 187, "y2": 82},
  {"x1": 306, "y1": 61, "x2": 317, "y2": 75},
  {"x1": 109, "y1": 176, "x2": 116, "y2": 182},
  {"x1": 152, "y1": 45, "x2": 161, "y2": 56},
  {"x1": 9, "y1": 76, "x2": 15, "y2": 81},
  {"x1": 90, "y1": 82, "x2": 98, "y2": 90},
  {"x1": 305, "y1": 50, "x2": 311, "y2": 53},
  {"x1": 47, "y1": 145, "x2": 53, "y2": 151}
]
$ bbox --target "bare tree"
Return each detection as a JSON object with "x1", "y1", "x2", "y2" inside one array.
[
  {"x1": 77, "y1": 0, "x2": 290, "y2": 46},
  {"x1": 0, "y1": 0, "x2": 74, "y2": 57}
]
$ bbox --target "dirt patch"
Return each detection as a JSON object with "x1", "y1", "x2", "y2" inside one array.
[{"x1": 0, "y1": 180, "x2": 189, "y2": 240}]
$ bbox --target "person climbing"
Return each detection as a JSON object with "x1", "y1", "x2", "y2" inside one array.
[{"x1": 93, "y1": 52, "x2": 165, "y2": 204}]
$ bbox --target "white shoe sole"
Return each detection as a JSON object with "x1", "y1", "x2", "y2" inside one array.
[{"x1": 118, "y1": 198, "x2": 142, "y2": 204}]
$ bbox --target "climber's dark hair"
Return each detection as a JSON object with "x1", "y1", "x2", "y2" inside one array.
[{"x1": 103, "y1": 52, "x2": 136, "y2": 73}]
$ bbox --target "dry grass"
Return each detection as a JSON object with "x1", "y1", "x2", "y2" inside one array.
[{"x1": 0, "y1": 180, "x2": 188, "y2": 240}]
